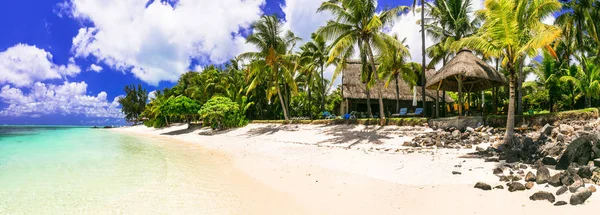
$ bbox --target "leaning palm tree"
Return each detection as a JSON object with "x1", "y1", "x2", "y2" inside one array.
[
  {"x1": 453, "y1": 0, "x2": 561, "y2": 145},
  {"x1": 378, "y1": 36, "x2": 420, "y2": 113},
  {"x1": 318, "y1": 0, "x2": 407, "y2": 120},
  {"x1": 240, "y1": 15, "x2": 301, "y2": 120}
]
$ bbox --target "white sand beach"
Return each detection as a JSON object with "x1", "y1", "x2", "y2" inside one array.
[{"x1": 113, "y1": 123, "x2": 599, "y2": 214}]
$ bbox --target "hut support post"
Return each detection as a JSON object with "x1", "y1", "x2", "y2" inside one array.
[
  {"x1": 457, "y1": 75, "x2": 463, "y2": 119},
  {"x1": 436, "y1": 80, "x2": 443, "y2": 119}
]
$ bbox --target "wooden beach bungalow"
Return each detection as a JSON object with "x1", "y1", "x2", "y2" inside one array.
[{"x1": 340, "y1": 61, "x2": 453, "y2": 117}]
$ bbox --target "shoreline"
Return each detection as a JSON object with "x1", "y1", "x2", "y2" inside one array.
[{"x1": 112, "y1": 123, "x2": 599, "y2": 214}]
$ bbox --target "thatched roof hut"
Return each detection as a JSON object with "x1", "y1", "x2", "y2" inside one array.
[
  {"x1": 342, "y1": 61, "x2": 453, "y2": 102},
  {"x1": 426, "y1": 49, "x2": 506, "y2": 92}
]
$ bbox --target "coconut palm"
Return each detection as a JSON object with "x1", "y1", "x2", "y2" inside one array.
[
  {"x1": 317, "y1": 0, "x2": 408, "y2": 120},
  {"x1": 240, "y1": 15, "x2": 301, "y2": 120},
  {"x1": 527, "y1": 51, "x2": 562, "y2": 112},
  {"x1": 453, "y1": 0, "x2": 561, "y2": 144},
  {"x1": 300, "y1": 33, "x2": 330, "y2": 115},
  {"x1": 579, "y1": 58, "x2": 600, "y2": 108},
  {"x1": 378, "y1": 36, "x2": 420, "y2": 113}
]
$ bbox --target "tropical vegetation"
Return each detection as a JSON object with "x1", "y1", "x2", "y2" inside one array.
[{"x1": 118, "y1": 0, "x2": 600, "y2": 144}]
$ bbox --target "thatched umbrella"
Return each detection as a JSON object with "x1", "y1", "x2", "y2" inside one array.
[{"x1": 426, "y1": 49, "x2": 506, "y2": 117}]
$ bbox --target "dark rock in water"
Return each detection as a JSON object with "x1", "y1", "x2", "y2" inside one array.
[
  {"x1": 474, "y1": 182, "x2": 492, "y2": 190},
  {"x1": 556, "y1": 134, "x2": 599, "y2": 170},
  {"x1": 493, "y1": 167, "x2": 503, "y2": 175},
  {"x1": 452, "y1": 171, "x2": 462, "y2": 175},
  {"x1": 554, "y1": 201, "x2": 568, "y2": 206},
  {"x1": 556, "y1": 186, "x2": 568, "y2": 195},
  {"x1": 525, "y1": 171, "x2": 536, "y2": 182},
  {"x1": 578, "y1": 166, "x2": 593, "y2": 179},
  {"x1": 548, "y1": 173, "x2": 562, "y2": 187},
  {"x1": 529, "y1": 191, "x2": 556, "y2": 203},
  {"x1": 494, "y1": 185, "x2": 504, "y2": 189},
  {"x1": 542, "y1": 157, "x2": 558, "y2": 165},
  {"x1": 508, "y1": 182, "x2": 526, "y2": 192},
  {"x1": 570, "y1": 188, "x2": 593, "y2": 205},
  {"x1": 536, "y1": 165, "x2": 550, "y2": 184},
  {"x1": 525, "y1": 182, "x2": 534, "y2": 190},
  {"x1": 569, "y1": 174, "x2": 584, "y2": 193}
]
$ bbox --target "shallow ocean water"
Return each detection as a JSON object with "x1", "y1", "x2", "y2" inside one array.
[{"x1": 0, "y1": 126, "x2": 245, "y2": 214}]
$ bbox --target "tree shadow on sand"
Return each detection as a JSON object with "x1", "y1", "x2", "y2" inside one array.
[
  {"x1": 160, "y1": 126, "x2": 199, "y2": 135},
  {"x1": 317, "y1": 125, "x2": 393, "y2": 149},
  {"x1": 245, "y1": 124, "x2": 299, "y2": 137}
]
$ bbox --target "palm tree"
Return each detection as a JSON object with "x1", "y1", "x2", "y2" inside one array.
[
  {"x1": 579, "y1": 58, "x2": 600, "y2": 108},
  {"x1": 318, "y1": 0, "x2": 408, "y2": 120},
  {"x1": 301, "y1": 33, "x2": 330, "y2": 115},
  {"x1": 423, "y1": 0, "x2": 479, "y2": 117},
  {"x1": 454, "y1": 0, "x2": 561, "y2": 145},
  {"x1": 413, "y1": 0, "x2": 428, "y2": 117},
  {"x1": 240, "y1": 15, "x2": 301, "y2": 120},
  {"x1": 559, "y1": 65, "x2": 582, "y2": 110},
  {"x1": 378, "y1": 36, "x2": 420, "y2": 113},
  {"x1": 527, "y1": 51, "x2": 562, "y2": 112}
]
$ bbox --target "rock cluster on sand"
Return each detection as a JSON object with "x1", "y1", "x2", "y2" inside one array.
[
  {"x1": 471, "y1": 119, "x2": 600, "y2": 206},
  {"x1": 409, "y1": 126, "x2": 498, "y2": 149}
]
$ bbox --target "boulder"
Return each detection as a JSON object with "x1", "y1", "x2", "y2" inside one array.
[
  {"x1": 589, "y1": 186, "x2": 597, "y2": 193},
  {"x1": 474, "y1": 182, "x2": 492, "y2": 191},
  {"x1": 591, "y1": 169, "x2": 600, "y2": 184},
  {"x1": 525, "y1": 171, "x2": 536, "y2": 182},
  {"x1": 493, "y1": 167, "x2": 503, "y2": 175},
  {"x1": 452, "y1": 130, "x2": 461, "y2": 138},
  {"x1": 508, "y1": 182, "x2": 526, "y2": 192},
  {"x1": 556, "y1": 134, "x2": 600, "y2": 170},
  {"x1": 554, "y1": 201, "x2": 568, "y2": 206},
  {"x1": 556, "y1": 186, "x2": 568, "y2": 196},
  {"x1": 559, "y1": 124, "x2": 574, "y2": 135},
  {"x1": 548, "y1": 173, "x2": 562, "y2": 187},
  {"x1": 525, "y1": 182, "x2": 534, "y2": 189},
  {"x1": 452, "y1": 171, "x2": 462, "y2": 175},
  {"x1": 540, "y1": 124, "x2": 554, "y2": 136},
  {"x1": 570, "y1": 187, "x2": 593, "y2": 205},
  {"x1": 542, "y1": 157, "x2": 558, "y2": 165},
  {"x1": 578, "y1": 166, "x2": 593, "y2": 179},
  {"x1": 493, "y1": 185, "x2": 504, "y2": 189},
  {"x1": 536, "y1": 165, "x2": 550, "y2": 184},
  {"x1": 594, "y1": 158, "x2": 600, "y2": 167},
  {"x1": 529, "y1": 191, "x2": 556, "y2": 203},
  {"x1": 569, "y1": 174, "x2": 585, "y2": 193}
]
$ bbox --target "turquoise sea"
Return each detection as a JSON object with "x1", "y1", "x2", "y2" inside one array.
[{"x1": 0, "y1": 126, "x2": 245, "y2": 214}]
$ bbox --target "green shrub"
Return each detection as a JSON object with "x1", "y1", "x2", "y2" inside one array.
[{"x1": 198, "y1": 96, "x2": 248, "y2": 130}]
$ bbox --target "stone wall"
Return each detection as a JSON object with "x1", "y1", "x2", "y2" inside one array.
[{"x1": 484, "y1": 108, "x2": 599, "y2": 128}]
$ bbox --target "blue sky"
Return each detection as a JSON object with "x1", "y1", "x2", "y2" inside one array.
[{"x1": 0, "y1": 0, "x2": 466, "y2": 125}]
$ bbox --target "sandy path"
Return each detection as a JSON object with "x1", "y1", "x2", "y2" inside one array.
[{"x1": 113, "y1": 124, "x2": 599, "y2": 214}]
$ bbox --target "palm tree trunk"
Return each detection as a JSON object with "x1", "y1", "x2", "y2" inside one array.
[
  {"x1": 365, "y1": 42, "x2": 385, "y2": 121},
  {"x1": 308, "y1": 80, "x2": 313, "y2": 120},
  {"x1": 277, "y1": 84, "x2": 290, "y2": 120},
  {"x1": 395, "y1": 73, "x2": 400, "y2": 113},
  {"x1": 504, "y1": 67, "x2": 517, "y2": 145},
  {"x1": 517, "y1": 57, "x2": 524, "y2": 115},
  {"x1": 366, "y1": 88, "x2": 373, "y2": 118},
  {"x1": 358, "y1": 39, "x2": 373, "y2": 118},
  {"x1": 321, "y1": 64, "x2": 326, "y2": 113},
  {"x1": 493, "y1": 58, "x2": 499, "y2": 115},
  {"x1": 420, "y1": 0, "x2": 427, "y2": 117}
]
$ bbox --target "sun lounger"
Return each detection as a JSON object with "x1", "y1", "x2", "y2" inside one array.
[
  {"x1": 407, "y1": 108, "x2": 423, "y2": 117},
  {"x1": 391, "y1": 108, "x2": 408, "y2": 117}
]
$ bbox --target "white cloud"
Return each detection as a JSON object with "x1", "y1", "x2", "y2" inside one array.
[
  {"x1": 0, "y1": 44, "x2": 81, "y2": 87},
  {"x1": 281, "y1": 0, "x2": 333, "y2": 42},
  {"x1": 148, "y1": 90, "x2": 156, "y2": 100},
  {"x1": 88, "y1": 64, "x2": 103, "y2": 72},
  {"x1": 62, "y1": 0, "x2": 265, "y2": 85},
  {"x1": 0, "y1": 81, "x2": 123, "y2": 118}
]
